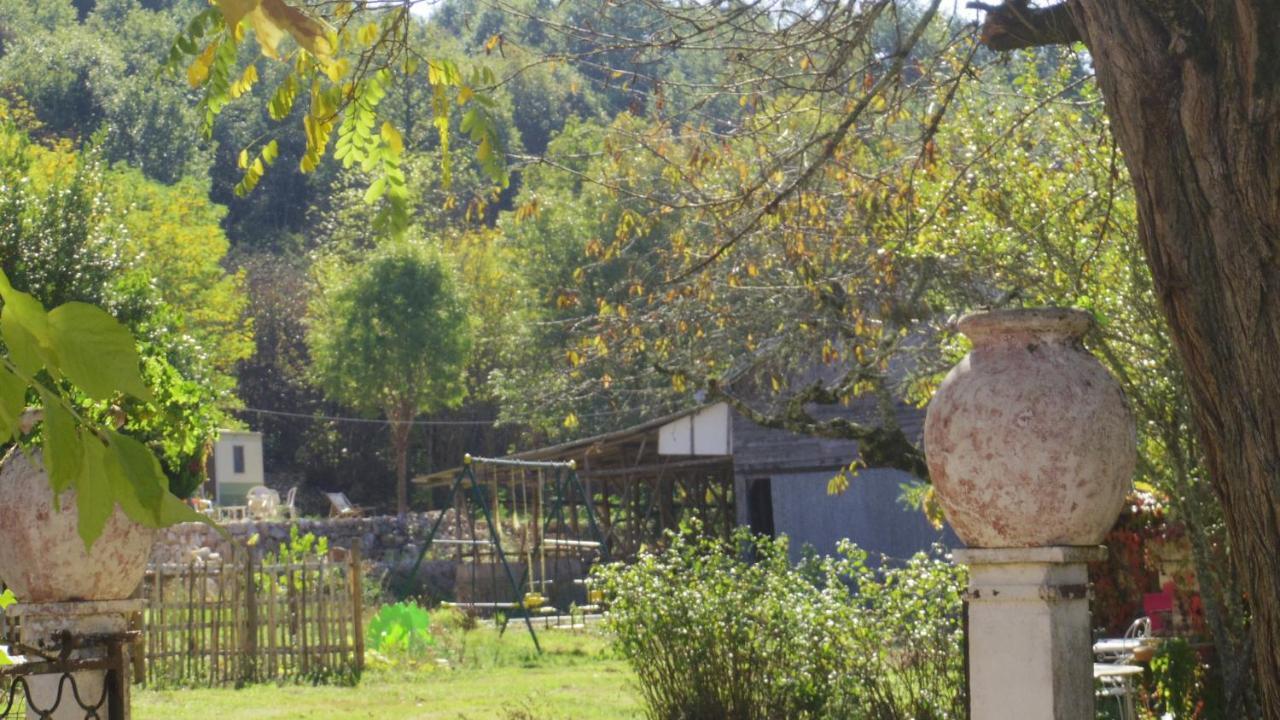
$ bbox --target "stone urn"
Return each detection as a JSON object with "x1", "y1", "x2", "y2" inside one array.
[
  {"x1": 923, "y1": 308, "x2": 1135, "y2": 547},
  {"x1": 0, "y1": 447, "x2": 155, "y2": 602}
]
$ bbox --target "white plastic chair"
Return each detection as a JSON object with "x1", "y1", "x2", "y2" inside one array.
[
  {"x1": 283, "y1": 486, "x2": 299, "y2": 520},
  {"x1": 246, "y1": 486, "x2": 281, "y2": 521}
]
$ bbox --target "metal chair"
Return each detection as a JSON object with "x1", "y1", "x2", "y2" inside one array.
[{"x1": 1093, "y1": 616, "x2": 1152, "y2": 720}]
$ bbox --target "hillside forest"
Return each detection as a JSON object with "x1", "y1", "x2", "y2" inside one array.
[{"x1": 0, "y1": 0, "x2": 1261, "y2": 710}]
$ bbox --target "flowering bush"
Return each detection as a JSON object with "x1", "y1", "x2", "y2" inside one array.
[
  {"x1": 593, "y1": 524, "x2": 966, "y2": 720},
  {"x1": 1091, "y1": 488, "x2": 1204, "y2": 636}
]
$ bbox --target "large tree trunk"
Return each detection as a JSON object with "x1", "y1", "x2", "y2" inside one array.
[
  {"x1": 1070, "y1": 4, "x2": 1280, "y2": 715},
  {"x1": 980, "y1": 0, "x2": 1280, "y2": 714},
  {"x1": 389, "y1": 403, "x2": 413, "y2": 517}
]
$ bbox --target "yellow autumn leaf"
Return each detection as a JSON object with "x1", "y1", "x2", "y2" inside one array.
[
  {"x1": 212, "y1": 0, "x2": 259, "y2": 31},
  {"x1": 223, "y1": 0, "x2": 333, "y2": 60},
  {"x1": 380, "y1": 121, "x2": 404, "y2": 155},
  {"x1": 322, "y1": 57, "x2": 349, "y2": 83},
  {"x1": 186, "y1": 41, "x2": 219, "y2": 88}
]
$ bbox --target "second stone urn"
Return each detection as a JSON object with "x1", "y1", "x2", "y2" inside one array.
[{"x1": 923, "y1": 308, "x2": 1135, "y2": 547}]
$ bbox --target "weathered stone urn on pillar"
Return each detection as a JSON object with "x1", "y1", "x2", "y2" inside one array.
[
  {"x1": 0, "y1": 448, "x2": 151, "y2": 719},
  {"x1": 924, "y1": 308, "x2": 1135, "y2": 720}
]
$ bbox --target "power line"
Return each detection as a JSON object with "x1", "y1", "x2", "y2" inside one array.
[
  {"x1": 233, "y1": 405, "x2": 647, "y2": 428},
  {"x1": 236, "y1": 407, "x2": 500, "y2": 426}
]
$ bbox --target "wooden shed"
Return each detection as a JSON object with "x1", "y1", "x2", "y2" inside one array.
[{"x1": 417, "y1": 402, "x2": 955, "y2": 563}]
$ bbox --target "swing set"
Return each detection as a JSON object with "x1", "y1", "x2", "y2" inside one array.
[{"x1": 404, "y1": 454, "x2": 610, "y2": 652}]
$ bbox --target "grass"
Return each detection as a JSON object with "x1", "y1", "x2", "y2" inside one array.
[{"x1": 134, "y1": 625, "x2": 642, "y2": 720}]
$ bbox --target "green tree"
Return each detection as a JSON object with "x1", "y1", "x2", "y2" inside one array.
[
  {"x1": 306, "y1": 240, "x2": 471, "y2": 515},
  {"x1": 0, "y1": 117, "x2": 249, "y2": 498}
]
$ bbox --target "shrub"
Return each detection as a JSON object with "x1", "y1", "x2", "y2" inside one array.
[
  {"x1": 367, "y1": 601, "x2": 436, "y2": 656},
  {"x1": 594, "y1": 525, "x2": 966, "y2": 720}
]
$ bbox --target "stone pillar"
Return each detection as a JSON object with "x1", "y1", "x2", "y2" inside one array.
[
  {"x1": 956, "y1": 547, "x2": 1104, "y2": 720},
  {"x1": 10, "y1": 599, "x2": 140, "y2": 720}
]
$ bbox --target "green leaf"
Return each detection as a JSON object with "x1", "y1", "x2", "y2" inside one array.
[
  {"x1": 40, "y1": 389, "x2": 82, "y2": 497},
  {"x1": 1, "y1": 312, "x2": 45, "y2": 377},
  {"x1": 0, "y1": 366, "x2": 26, "y2": 442},
  {"x1": 46, "y1": 302, "x2": 151, "y2": 401},
  {"x1": 76, "y1": 437, "x2": 114, "y2": 551},
  {"x1": 0, "y1": 589, "x2": 15, "y2": 609},
  {"x1": 364, "y1": 176, "x2": 387, "y2": 204},
  {"x1": 0, "y1": 271, "x2": 55, "y2": 376},
  {"x1": 105, "y1": 430, "x2": 168, "y2": 527},
  {"x1": 158, "y1": 492, "x2": 217, "y2": 529}
]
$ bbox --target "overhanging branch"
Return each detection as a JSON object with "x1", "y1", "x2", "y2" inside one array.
[
  {"x1": 707, "y1": 382, "x2": 928, "y2": 478},
  {"x1": 968, "y1": 1, "x2": 1082, "y2": 51}
]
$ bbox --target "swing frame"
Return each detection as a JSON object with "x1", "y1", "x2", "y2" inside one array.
[{"x1": 404, "y1": 454, "x2": 611, "y2": 652}]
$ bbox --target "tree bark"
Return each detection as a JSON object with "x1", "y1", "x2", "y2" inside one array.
[
  {"x1": 980, "y1": 0, "x2": 1280, "y2": 714},
  {"x1": 972, "y1": 0, "x2": 1280, "y2": 713},
  {"x1": 389, "y1": 402, "x2": 413, "y2": 517}
]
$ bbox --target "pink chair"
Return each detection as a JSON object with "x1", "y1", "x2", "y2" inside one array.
[{"x1": 1143, "y1": 591, "x2": 1174, "y2": 633}]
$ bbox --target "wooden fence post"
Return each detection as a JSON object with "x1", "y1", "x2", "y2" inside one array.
[
  {"x1": 349, "y1": 540, "x2": 364, "y2": 675},
  {"x1": 242, "y1": 550, "x2": 258, "y2": 684}
]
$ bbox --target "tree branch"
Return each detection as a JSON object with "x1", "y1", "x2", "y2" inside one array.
[
  {"x1": 706, "y1": 381, "x2": 928, "y2": 478},
  {"x1": 968, "y1": 1, "x2": 1082, "y2": 51}
]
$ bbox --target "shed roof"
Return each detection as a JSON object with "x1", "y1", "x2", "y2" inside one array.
[{"x1": 413, "y1": 403, "x2": 730, "y2": 486}]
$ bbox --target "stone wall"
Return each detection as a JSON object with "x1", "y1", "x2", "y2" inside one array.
[
  {"x1": 151, "y1": 512, "x2": 467, "y2": 565},
  {"x1": 149, "y1": 512, "x2": 475, "y2": 600},
  {"x1": 150, "y1": 513, "x2": 595, "y2": 606}
]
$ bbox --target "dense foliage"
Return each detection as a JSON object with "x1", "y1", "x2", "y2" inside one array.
[
  {"x1": 0, "y1": 113, "x2": 249, "y2": 497},
  {"x1": 595, "y1": 526, "x2": 966, "y2": 720},
  {"x1": 306, "y1": 240, "x2": 471, "y2": 514}
]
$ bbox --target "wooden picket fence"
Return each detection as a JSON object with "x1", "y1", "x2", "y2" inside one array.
[{"x1": 139, "y1": 545, "x2": 364, "y2": 688}]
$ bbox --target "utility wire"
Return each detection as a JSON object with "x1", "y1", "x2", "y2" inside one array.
[
  {"x1": 236, "y1": 406, "x2": 501, "y2": 426},
  {"x1": 233, "y1": 405, "x2": 644, "y2": 428}
]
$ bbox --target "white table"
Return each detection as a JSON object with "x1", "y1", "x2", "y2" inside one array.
[
  {"x1": 1094, "y1": 663, "x2": 1144, "y2": 678},
  {"x1": 1095, "y1": 663, "x2": 1143, "y2": 720},
  {"x1": 1093, "y1": 638, "x2": 1152, "y2": 656}
]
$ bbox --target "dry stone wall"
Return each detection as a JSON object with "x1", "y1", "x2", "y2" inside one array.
[{"x1": 150, "y1": 512, "x2": 475, "y2": 601}]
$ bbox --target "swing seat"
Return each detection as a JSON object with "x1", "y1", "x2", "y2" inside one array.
[
  {"x1": 522, "y1": 592, "x2": 547, "y2": 610},
  {"x1": 432, "y1": 539, "x2": 495, "y2": 547},
  {"x1": 443, "y1": 601, "x2": 520, "y2": 609},
  {"x1": 542, "y1": 538, "x2": 602, "y2": 549}
]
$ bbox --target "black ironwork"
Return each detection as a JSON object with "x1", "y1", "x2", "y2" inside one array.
[{"x1": 0, "y1": 630, "x2": 135, "y2": 720}]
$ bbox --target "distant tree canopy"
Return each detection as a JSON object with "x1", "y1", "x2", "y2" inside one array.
[
  {"x1": 0, "y1": 113, "x2": 249, "y2": 496},
  {"x1": 0, "y1": 4, "x2": 1264, "y2": 706},
  {"x1": 306, "y1": 240, "x2": 471, "y2": 515}
]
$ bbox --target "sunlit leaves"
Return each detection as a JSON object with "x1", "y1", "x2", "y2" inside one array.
[
  {"x1": 46, "y1": 303, "x2": 151, "y2": 401},
  {"x1": 0, "y1": 268, "x2": 213, "y2": 548},
  {"x1": 75, "y1": 437, "x2": 113, "y2": 550},
  {"x1": 0, "y1": 367, "x2": 24, "y2": 442},
  {"x1": 234, "y1": 139, "x2": 279, "y2": 196},
  {"x1": 39, "y1": 388, "x2": 82, "y2": 497},
  {"x1": 267, "y1": 73, "x2": 297, "y2": 120},
  {"x1": 180, "y1": 1, "x2": 509, "y2": 236}
]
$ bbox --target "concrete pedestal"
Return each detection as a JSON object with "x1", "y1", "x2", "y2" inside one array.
[
  {"x1": 954, "y1": 546, "x2": 1105, "y2": 720},
  {"x1": 9, "y1": 599, "x2": 140, "y2": 720}
]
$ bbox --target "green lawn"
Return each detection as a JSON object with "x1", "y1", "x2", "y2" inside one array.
[{"x1": 135, "y1": 627, "x2": 643, "y2": 720}]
